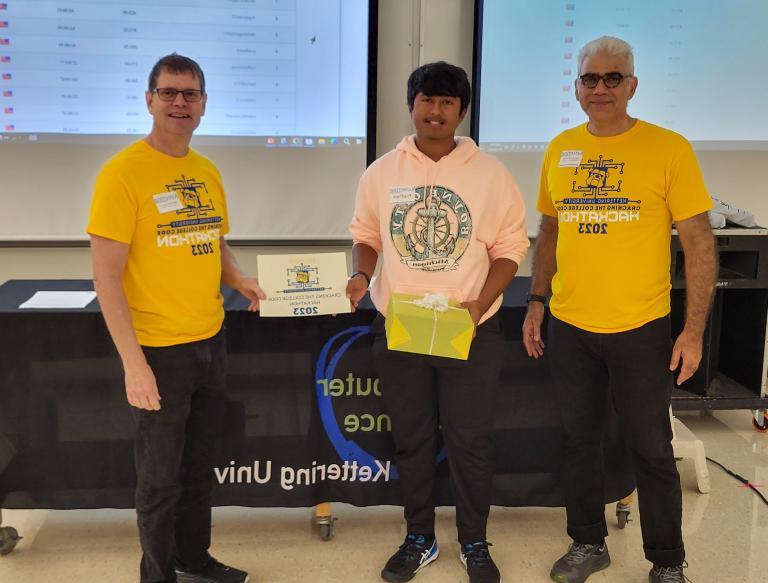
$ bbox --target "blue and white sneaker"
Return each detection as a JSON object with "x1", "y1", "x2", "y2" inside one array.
[
  {"x1": 460, "y1": 541, "x2": 501, "y2": 583},
  {"x1": 381, "y1": 533, "x2": 439, "y2": 582}
]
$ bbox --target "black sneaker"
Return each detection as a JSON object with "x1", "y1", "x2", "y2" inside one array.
[
  {"x1": 649, "y1": 562, "x2": 691, "y2": 583},
  {"x1": 175, "y1": 557, "x2": 249, "y2": 583},
  {"x1": 550, "y1": 542, "x2": 610, "y2": 583},
  {"x1": 460, "y1": 541, "x2": 501, "y2": 583},
  {"x1": 381, "y1": 534, "x2": 439, "y2": 582}
]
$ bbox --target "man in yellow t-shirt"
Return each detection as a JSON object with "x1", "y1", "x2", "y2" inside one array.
[
  {"x1": 523, "y1": 37, "x2": 715, "y2": 583},
  {"x1": 87, "y1": 54, "x2": 264, "y2": 583}
]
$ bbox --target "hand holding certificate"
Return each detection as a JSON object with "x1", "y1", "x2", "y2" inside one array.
[{"x1": 257, "y1": 252, "x2": 353, "y2": 317}]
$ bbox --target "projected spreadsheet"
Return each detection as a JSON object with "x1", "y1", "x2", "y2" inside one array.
[
  {"x1": 477, "y1": 0, "x2": 768, "y2": 147},
  {"x1": 0, "y1": 0, "x2": 366, "y2": 137}
]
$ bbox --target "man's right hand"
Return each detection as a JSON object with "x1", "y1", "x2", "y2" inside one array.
[
  {"x1": 346, "y1": 273, "x2": 369, "y2": 311},
  {"x1": 125, "y1": 362, "x2": 161, "y2": 411},
  {"x1": 522, "y1": 302, "x2": 546, "y2": 358}
]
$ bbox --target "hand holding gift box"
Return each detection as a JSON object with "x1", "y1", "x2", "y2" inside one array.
[{"x1": 385, "y1": 293, "x2": 475, "y2": 360}]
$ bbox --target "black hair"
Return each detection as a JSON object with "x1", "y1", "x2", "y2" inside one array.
[
  {"x1": 406, "y1": 61, "x2": 471, "y2": 113},
  {"x1": 147, "y1": 53, "x2": 206, "y2": 93}
]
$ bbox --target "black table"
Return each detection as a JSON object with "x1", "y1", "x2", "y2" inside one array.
[{"x1": 0, "y1": 279, "x2": 633, "y2": 516}]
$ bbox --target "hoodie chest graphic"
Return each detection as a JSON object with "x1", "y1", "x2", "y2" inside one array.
[{"x1": 389, "y1": 185, "x2": 472, "y2": 271}]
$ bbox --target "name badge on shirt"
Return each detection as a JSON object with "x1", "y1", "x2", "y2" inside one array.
[
  {"x1": 389, "y1": 186, "x2": 417, "y2": 204},
  {"x1": 558, "y1": 150, "x2": 583, "y2": 168},
  {"x1": 153, "y1": 192, "x2": 183, "y2": 214}
]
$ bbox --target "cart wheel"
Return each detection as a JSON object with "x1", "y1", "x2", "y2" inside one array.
[
  {"x1": 616, "y1": 502, "x2": 631, "y2": 529},
  {"x1": 753, "y1": 412, "x2": 768, "y2": 433},
  {"x1": 0, "y1": 526, "x2": 21, "y2": 556},
  {"x1": 315, "y1": 515, "x2": 336, "y2": 541},
  {"x1": 319, "y1": 522, "x2": 334, "y2": 541}
]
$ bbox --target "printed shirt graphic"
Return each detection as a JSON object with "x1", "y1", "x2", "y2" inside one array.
[
  {"x1": 538, "y1": 121, "x2": 713, "y2": 333},
  {"x1": 350, "y1": 135, "x2": 529, "y2": 324},
  {"x1": 87, "y1": 140, "x2": 230, "y2": 346},
  {"x1": 390, "y1": 185, "x2": 472, "y2": 272}
]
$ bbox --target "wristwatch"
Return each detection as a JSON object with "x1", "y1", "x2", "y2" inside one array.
[
  {"x1": 350, "y1": 271, "x2": 371, "y2": 286},
  {"x1": 526, "y1": 293, "x2": 547, "y2": 304}
]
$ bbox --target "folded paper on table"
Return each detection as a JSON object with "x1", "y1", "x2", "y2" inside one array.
[{"x1": 385, "y1": 293, "x2": 475, "y2": 360}]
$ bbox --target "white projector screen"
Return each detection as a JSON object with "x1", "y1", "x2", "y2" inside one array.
[
  {"x1": 472, "y1": 0, "x2": 768, "y2": 231},
  {"x1": 0, "y1": 0, "x2": 375, "y2": 241}
]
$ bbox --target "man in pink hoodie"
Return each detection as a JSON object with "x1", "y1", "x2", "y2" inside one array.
[{"x1": 347, "y1": 62, "x2": 529, "y2": 583}]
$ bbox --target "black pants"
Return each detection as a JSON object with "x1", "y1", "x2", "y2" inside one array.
[
  {"x1": 548, "y1": 315, "x2": 684, "y2": 567},
  {"x1": 133, "y1": 329, "x2": 227, "y2": 583},
  {"x1": 372, "y1": 313, "x2": 503, "y2": 544}
]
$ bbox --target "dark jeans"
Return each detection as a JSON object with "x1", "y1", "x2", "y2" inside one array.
[
  {"x1": 548, "y1": 315, "x2": 684, "y2": 567},
  {"x1": 372, "y1": 313, "x2": 504, "y2": 544},
  {"x1": 133, "y1": 329, "x2": 227, "y2": 583}
]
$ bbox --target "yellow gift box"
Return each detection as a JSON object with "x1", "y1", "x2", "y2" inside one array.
[{"x1": 385, "y1": 293, "x2": 475, "y2": 360}]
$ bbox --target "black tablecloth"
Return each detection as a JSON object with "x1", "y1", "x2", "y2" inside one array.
[{"x1": 0, "y1": 279, "x2": 634, "y2": 509}]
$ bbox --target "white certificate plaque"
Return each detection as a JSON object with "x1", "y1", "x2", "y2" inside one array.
[{"x1": 257, "y1": 252, "x2": 352, "y2": 317}]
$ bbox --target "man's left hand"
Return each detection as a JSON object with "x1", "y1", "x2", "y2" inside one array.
[
  {"x1": 238, "y1": 277, "x2": 267, "y2": 312},
  {"x1": 460, "y1": 300, "x2": 484, "y2": 338},
  {"x1": 669, "y1": 327, "x2": 703, "y2": 385}
]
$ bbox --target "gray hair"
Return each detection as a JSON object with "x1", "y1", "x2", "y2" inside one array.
[{"x1": 578, "y1": 36, "x2": 634, "y2": 75}]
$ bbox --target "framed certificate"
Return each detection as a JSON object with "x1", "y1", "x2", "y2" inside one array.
[{"x1": 257, "y1": 252, "x2": 352, "y2": 317}]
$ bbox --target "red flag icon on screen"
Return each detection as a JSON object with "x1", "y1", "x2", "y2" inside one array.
[
  {"x1": 4, "y1": 124, "x2": 14, "y2": 130},
  {"x1": 3, "y1": 106, "x2": 12, "y2": 113},
  {"x1": 0, "y1": 22, "x2": 7, "y2": 28},
  {"x1": 1, "y1": 73, "x2": 10, "y2": 80},
  {"x1": 2, "y1": 90, "x2": 11, "y2": 97},
  {"x1": 0, "y1": 39, "x2": 8, "y2": 45},
  {"x1": 0, "y1": 56, "x2": 9, "y2": 63},
  {"x1": 0, "y1": 4, "x2": 7, "y2": 10}
]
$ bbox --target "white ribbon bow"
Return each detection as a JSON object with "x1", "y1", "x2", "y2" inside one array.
[{"x1": 411, "y1": 292, "x2": 451, "y2": 312}]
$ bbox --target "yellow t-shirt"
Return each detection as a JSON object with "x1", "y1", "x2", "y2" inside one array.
[
  {"x1": 87, "y1": 140, "x2": 230, "y2": 347},
  {"x1": 538, "y1": 121, "x2": 712, "y2": 333}
]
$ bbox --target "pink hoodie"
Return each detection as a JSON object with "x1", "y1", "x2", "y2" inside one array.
[{"x1": 350, "y1": 135, "x2": 529, "y2": 323}]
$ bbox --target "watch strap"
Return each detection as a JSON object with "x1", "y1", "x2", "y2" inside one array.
[
  {"x1": 350, "y1": 271, "x2": 371, "y2": 286},
  {"x1": 526, "y1": 293, "x2": 547, "y2": 304}
]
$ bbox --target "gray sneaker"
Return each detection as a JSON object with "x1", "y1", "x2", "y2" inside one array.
[
  {"x1": 649, "y1": 563, "x2": 690, "y2": 583},
  {"x1": 550, "y1": 542, "x2": 610, "y2": 583}
]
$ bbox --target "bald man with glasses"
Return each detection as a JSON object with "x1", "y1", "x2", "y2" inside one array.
[{"x1": 523, "y1": 37, "x2": 716, "y2": 583}]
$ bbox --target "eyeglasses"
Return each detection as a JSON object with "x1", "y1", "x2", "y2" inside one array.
[
  {"x1": 578, "y1": 72, "x2": 632, "y2": 89},
  {"x1": 152, "y1": 88, "x2": 204, "y2": 102}
]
